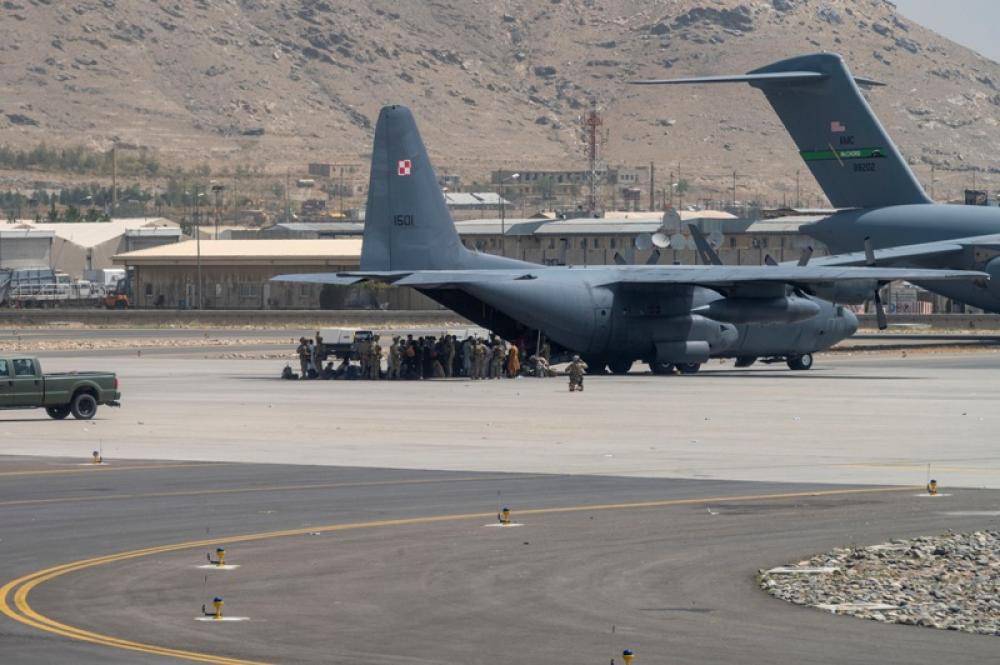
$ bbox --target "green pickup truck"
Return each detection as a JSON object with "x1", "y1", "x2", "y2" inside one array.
[{"x1": 0, "y1": 356, "x2": 121, "y2": 420}]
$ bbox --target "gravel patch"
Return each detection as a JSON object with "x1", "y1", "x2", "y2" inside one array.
[{"x1": 760, "y1": 531, "x2": 1000, "y2": 636}]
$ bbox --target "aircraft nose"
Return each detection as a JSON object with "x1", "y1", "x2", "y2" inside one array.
[{"x1": 842, "y1": 307, "x2": 859, "y2": 337}]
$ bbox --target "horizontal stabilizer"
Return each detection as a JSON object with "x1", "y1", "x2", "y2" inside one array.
[
  {"x1": 394, "y1": 270, "x2": 538, "y2": 288},
  {"x1": 632, "y1": 72, "x2": 884, "y2": 88},
  {"x1": 270, "y1": 271, "x2": 412, "y2": 286},
  {"x1": 631, "y1": 71, "x2": 826, "y2": 86}
]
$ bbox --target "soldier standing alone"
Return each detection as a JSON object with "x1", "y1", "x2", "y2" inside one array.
[
  {"x1": 295, "y1": 337, "x2": 310, "y2": 379},
  {"x1": 567, "y1": 355, "x2": 588, "y2": 392}
]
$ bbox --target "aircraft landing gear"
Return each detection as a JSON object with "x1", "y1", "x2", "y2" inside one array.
[
  {"x1": 734, "y1": 356, "x2": 757, "y2": 368},
  {"x1": 608, "y1": 359, "x2": 633, "y2": 375},
  {"x1": 648, "y1": 360, "x2": 674, "y2": 375},
  {"x1": 786, "y1": 353, "x2": 814, "y2": 371},
  {"x1": 676, "y1": 362, "x2": 701, "y2": 375}
]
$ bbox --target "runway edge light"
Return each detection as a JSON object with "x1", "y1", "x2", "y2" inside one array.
[{"x1": 623, "y1": 649, "x2": 635, "y2": 664}]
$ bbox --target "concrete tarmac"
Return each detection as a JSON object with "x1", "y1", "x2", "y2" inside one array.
[
  {"x1": 1, "y1": 350, "x2": 998, "y2": 487},
  {"x1": 2, "y1": 459, "x2": 999, "y2": 665}
]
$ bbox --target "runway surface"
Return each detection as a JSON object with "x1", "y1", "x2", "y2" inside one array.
[
  {"x1": 2, "y1": 458, "x2": 999, "y2": 665},
  {"x1": 1, "y1": 349, "x2": 998, "y2": 487}
]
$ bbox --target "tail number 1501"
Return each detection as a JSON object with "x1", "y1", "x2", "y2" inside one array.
[{"x1": 394, "y1": 214, "x2": 414, "y2": 226}]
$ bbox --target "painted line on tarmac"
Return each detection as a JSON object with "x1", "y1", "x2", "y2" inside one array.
[
  {"x1": 0, "y1": 474, "x2": 547, "y2": 508},
  {"x1": 0, "y1": 485, "x2": 915, "y2": 665},
  {"x1": 0, "y1": 462, "x2": 228, "y2": 478}
]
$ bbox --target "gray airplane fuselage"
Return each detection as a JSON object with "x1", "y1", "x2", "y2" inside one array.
[
  {"x1": 804, "y1": 204, "x2": 1000, "y2": 310},
  {"x1": 424, "y1": 272, "x2": 857, "y2": 367}
]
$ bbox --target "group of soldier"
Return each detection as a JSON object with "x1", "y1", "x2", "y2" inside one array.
[{"x1": 289, "y1": 331, "x2": 564, "y2": 381}]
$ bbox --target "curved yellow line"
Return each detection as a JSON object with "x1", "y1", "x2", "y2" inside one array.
[{"x1": 1, "y1": 485, "x2": 914, "y2": 664}]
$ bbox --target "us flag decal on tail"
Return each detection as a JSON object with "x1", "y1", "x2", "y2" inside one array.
[
  {"x1": 397, "y1": 159, "x2": 412, "y2": 176},
  {"x1": 830, "y1": 120, "x2": 846, "y2": 133}
]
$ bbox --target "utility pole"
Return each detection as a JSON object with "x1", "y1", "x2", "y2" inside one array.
[
  {"x1": 285, "y1": 169, "x2": 291, "y2": 222},
  {"x1": 795, "y1": 169, "x2": 801, "y2": 208},
  {"x1": 195, "y1": 189, "x2": 204, "y2": 310},
  {"x1": 649, "y1": 162, "x2": 655, "y2": 211},
  {"x1": 732, "y1": 170, "x2": 737, "y2": 208},
  {"x1": 669, "y1": 170, "x2": 674, "y2": 208},
  {"x1": 339, "y1": 167, "x2": 345, "y2": 216},
  {"x1": 111, "y1": 143, "x2": 118, "y2": 218},
  {"x1": 930, "y1": 164, "x2": 936, "y2": 201}
]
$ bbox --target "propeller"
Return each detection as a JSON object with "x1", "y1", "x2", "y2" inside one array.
[
  {"x1": 864, "y1": 237, "x2": 888, "y2": 330},
  {"x1": 645, "y1": 249, "x2": 662, "y2": 265},
  {"x1": 687, "y1": 224, "x2": 722, "y2": 266},
  {"x1": 613, "y1": 252, "x2": 627, "y2": 266},
  {"x1": 797, "y1": 245, "x2": 813, "y2": 267},
  {"x1": 764, "y1": 254, "x2": 778, "y2": 267}
]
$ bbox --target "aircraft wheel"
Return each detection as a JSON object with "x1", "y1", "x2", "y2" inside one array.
[
  {"x1": 648, "y1": 361, "x2": 674, "y2": 376},
  {"x1": 734, "y1": 356, "x2": 757, "y2": 368},
  {"x1": 676, "y1": 362, "x2": 701, "y2": 375},
  {"x1": 584, "y1": 358, "x2": 608, "y2": 375},
  {"x1": 786, "y1": 353, "x2": 814, "y2": 371},
  {"x1": 608, "y1": 359, "x2": 633, "y2": 375}
]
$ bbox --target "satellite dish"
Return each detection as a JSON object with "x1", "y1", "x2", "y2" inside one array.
[
  {"x1": 634, "y1": 233, "x2": 653, "y2": 251},
  {"x1": 669, "y1": 233, "x2": 688, "y2": 251},
  {"x1": 709, "y1": 230, "x2": 724, "y2": 248},
  {"x1": 651, "y1": 231, "x2": 671, "y2": 249}
]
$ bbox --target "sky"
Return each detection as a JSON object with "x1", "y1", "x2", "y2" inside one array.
[{"x1": 892, "y1": 0, "x2": 1000, "y2": 63}]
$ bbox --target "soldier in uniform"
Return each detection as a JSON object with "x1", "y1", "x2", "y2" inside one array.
[
  {"x1": 369, "y1": 335, "x2": 382, "y2": 379},
  {"x1": 295, "y1": 337, "x2": 310, "y2": 378},
  {"x1": 567, "y1": 355, "x2": 588, "y2": 392},
  {"x1": 472, "y1": 338, "x2": 486, "y2": 379},
  {"x1": 357, "y1": 336, "x2": 370, "y2": 379},
  {"x1": 491, "y1": 337, "x2": 505, "y2": 379},
  {"x1": 388, "y1": 337, "x2": 401, "y2": 380}
]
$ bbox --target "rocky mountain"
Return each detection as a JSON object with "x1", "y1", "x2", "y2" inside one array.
[{"x1": 0, "y1": 0, "x2": 998, "y2": 203}]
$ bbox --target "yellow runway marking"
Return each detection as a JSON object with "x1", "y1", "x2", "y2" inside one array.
[
  {"x1": 0, "y1": 463, "x2": 228, "y2": 478},
  {"x1": 0, "y1": 475, "x2": 546, "y2": 508},
  {"x1": 0, "y1": 485, "x2": 915, "y2": 665}
]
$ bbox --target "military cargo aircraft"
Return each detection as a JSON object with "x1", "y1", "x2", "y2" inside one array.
[
  {"x1": 633, "y1": 52, "x2": 1000, "y2": 316},
  {"x1": 273, "y1": 105, "x2": 984, "y2": 374}
]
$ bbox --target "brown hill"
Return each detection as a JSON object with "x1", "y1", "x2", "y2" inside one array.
[{"x1": 0, "y1": 0, "x2": 997, "y2": 204}]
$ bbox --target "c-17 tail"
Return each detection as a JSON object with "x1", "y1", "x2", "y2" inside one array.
[{"x1": 633, "y1": 53, "x2": 931, "y2": 209}]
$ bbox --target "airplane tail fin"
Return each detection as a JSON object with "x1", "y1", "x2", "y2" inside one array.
[
  {"x1": 633, "y1": 53, "x2": 931, "y2": 209},
  {"x1": 361, "y1": 105, "x2": 526, "y2": 271}
]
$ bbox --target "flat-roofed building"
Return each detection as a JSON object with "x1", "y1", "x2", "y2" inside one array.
[{"x1": 113, "y1": 239, "x2": 439, "y2": 310}]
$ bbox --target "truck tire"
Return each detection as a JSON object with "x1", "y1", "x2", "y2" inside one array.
[
  {"x1": 46, "y1": 406, "x2": 71, "y2": 420},
  {"x1": 70, "y1": 392, "x2": 98, "y2": 420}
]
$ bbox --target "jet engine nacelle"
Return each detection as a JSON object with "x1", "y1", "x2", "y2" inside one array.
[
  {"x1": 692, "y1": 296, "x2": 821, "y2": 324},
  {"x1": 653, "y1": 314, "x2": 738, "y2": 363},
  {"x1": 808, "y1": 279, "x2": 878, "y2": 305},
  {"x1": 985, "y1": 257, "x2": 1000, "y2": 298}
]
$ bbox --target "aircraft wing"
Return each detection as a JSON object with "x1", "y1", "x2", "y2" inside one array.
[
  {"x1": 799, "y1": 233, "x2": 1000, "y2": 269},
  {"x1": 595, "y1": 265, "x2": 985, "y2": 291}
]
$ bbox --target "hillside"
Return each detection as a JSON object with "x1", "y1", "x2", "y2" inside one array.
[{"x1": 0, "y1": 0, "x2": 998, "y2": 203}]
